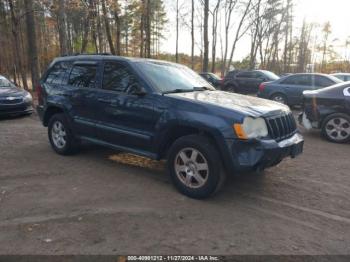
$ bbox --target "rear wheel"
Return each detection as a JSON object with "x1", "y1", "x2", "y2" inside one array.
[
  {"x1": 321, "y1": 113, "x2": 350, "y2": 143},
  {"x1": 225, "y1": 84, "x2": 237, "y2": 93},
  {"x1": 48, "y1": 113, "x2": 79, "y2": 155},
  {"x1": 167, "y1": 135, "x2": 226, "y2": 199},
  {"x1": 271, "y1": 93, "x2": 287, "y2": 105}
]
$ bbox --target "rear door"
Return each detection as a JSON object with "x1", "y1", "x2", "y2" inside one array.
[
  {"x1": 66, "y1": 61, "x2": 100, "y2": 137},
  {"x1": 235, "y1": 71, "x2": 257, "y2": 93},
  {"x1": 281, "y1": 75, "x2": 312, "y2": 104}
]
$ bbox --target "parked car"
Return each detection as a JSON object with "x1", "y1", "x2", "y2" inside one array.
[
  {"x1": 300, "y1": 82, "x2": 350, "y2": 143},
  {"x1": 0, "y1": 75, "x2": 33, "y2": 117},
  {"x1": 199, "y1": 72, "x2": 222, "y2": 88},
  {"x1": 37, "y1": 55, "x2": 303, "y2": 199},
  {"x1": 257, "y1": 73, "x2": 342, "y2": 106},
  {"x1": 331, "y1": 73, "x2": 350, "y2": 82},
  {"x1": 222, "y1": 70, "x2": 279, "y2": 94}
]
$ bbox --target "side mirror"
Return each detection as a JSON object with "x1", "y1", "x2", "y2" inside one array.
[{"x1": 128, "y1": 83, "x2": 147, "y2": 96}]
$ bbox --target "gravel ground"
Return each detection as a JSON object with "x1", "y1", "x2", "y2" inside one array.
[{"x1": 0, "y1": 113, "x2": 349, "y2": 255}]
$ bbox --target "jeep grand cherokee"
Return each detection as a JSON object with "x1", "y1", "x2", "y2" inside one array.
[{"x1": 37, "y1": 55, "x2": 304, "y2": 199}]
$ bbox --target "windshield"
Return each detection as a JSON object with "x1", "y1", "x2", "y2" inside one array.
[
  {"x1": 0, "y1": 78, "x2": 16, "y2": 88},
  {"x1": 135, "y1": 61, "x2": 215, "y2": 93},
  {"x1": 261, "y1": 71, "x2": 279, "y2": 80}
]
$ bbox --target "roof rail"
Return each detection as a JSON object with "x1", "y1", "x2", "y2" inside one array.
[{"x1": 61, "y1": 52, "x2": 113, "y2": 57}]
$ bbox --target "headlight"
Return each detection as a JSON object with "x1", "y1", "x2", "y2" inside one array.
[
  {"x1": 233, "y1": 117, "x2": 268, "y2": 139},
  {"x1": 24, "y1": 92, "x2": 32, "y2": 102}
]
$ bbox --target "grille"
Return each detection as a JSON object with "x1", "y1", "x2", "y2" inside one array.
[
  {"x1": 0, "y1": 97, "x2": 23, "y2": 105},
  {"x1": 265, "y1": 113, "x2": 297, "y2": 141}
]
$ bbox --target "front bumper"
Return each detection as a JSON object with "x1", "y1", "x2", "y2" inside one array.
[
  {"x1": 224, "y1": 133, "x2": 304, "y2": 173},
  {"x1": 0, "y1": 102, "x2": 33, "y2": 116}
]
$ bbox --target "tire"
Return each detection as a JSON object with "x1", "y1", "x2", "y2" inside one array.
[
  {"x1": 270, "y1": 93, "x2": 288, "y2": 105},
  {"x1": 167, "y1": 135, "x2": 226, "y2": 199},
  {"x1": 225, "y1": 84, "x2": 237, "y2": 93},
  {"x1": 48, "y1": 113, "x2": 79, "y2": 155},
  {"x1": 321, "y1": 113, "x2": 350, "y2": 143}
]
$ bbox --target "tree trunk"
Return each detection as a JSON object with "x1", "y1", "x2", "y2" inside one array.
[
  {"x1": 140, "y1": 0, "x2": 145, "y2": 57},
  {"x1": 81, "y1": 0, "x2": 93, "y2": 53},
  {"x1": 175, "y1": 0, "x2": 179, "y2": 63},
  {"x1": 203, "y1": 0, "x2": 209, "y2": 72},
  {"x1": 7, "y1": 0, "x2": 28, "y2": 90},
  {"x1": 191, "y1": 0, "x2": 194, "y2": 69},
  {"x1": 114, "y1": 1, "x2": 121, "y2": 55},
  {"x1": 211, "y1": 1, "x2": 220, "y2": 73},
  {"x1": 57, "y1": 0, "x2": 68, "y2": 55},
  {"x1": 96, "y1": 3, "x2": 104, "y2": 53},
  {"x1": 24, "y1": 0, "x2": 40, "y2": 91},
  {"x1": 102, "y1": 0, "x2": 116, "y2": 55},
  {"x1": 145, "y1": 0, "x2": 151, "y2": 58}
]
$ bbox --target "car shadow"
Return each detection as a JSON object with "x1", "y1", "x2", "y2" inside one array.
[{"x1": 77, "y1": 142, "x2": 271, "y2": 200}]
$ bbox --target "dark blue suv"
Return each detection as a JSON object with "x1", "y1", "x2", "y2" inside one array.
[{"x1": 37, "y1": 55, "x2": 304, "y2": 198}]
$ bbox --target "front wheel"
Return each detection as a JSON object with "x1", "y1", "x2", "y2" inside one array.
[
  {"x1": 321, "y1": 113, "x2": 350, "y2": 143},
  {"x1": 167, "y1": 135, "x2": 226, "y2": 199}
]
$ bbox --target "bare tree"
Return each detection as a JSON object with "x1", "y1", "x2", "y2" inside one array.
[
  {"x1": 225, "y1": 0, "x2": 253, "y2": 73},
  {"x1": 145, "y1": 0, "x2": 151, "y2": 58},
  {"x1": 57, "y1": 0, "x2": 68, "y2": 55},
  {"x1": 211, "y1": 0, "x2": 221, "y2": 73},
  {"x1": 114, "y1": 0, "x2": 121, "y2": 55},
  {"x1": 7, "y1": 0, "x2": 28, "y2": 90},
  {"x1": 191, "y1": 0, "x2": 195, "y2": 68},
  {"x1": 220, "y1": 0, "x2": 237, "y2": 76},
  {"x1": 102, "y1": 0, "x2": 116, "y2": 55},
  {"x1": 24, "y1": 0, "x2": 40, "y2": 90},
  {"x1": 175, "y1": 0, "x2": 179, "y2": 62},
  {"x1": 321, "y1": 21, "x2": 332, "y2": 70},
  {"x1": 203, "y1": 0, "x2": 209, "y2": 72}
]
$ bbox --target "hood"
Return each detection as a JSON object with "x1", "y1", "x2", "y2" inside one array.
[
  {"x1": 166, "y1": 90, "x2": 290, "y2": 117},
  {"x1": 0, "y1": 88, "x2": 26, "y2": 97}
]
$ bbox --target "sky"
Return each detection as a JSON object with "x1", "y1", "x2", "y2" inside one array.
[{"x1": 161, "y1": 0, "x2": 350, "y2": 61}]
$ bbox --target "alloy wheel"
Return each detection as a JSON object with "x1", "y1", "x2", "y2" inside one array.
[
  {"x1": 325, "y1": 117, "x2": 350, "y2": 141},
  {"x1": 51, "y1": 120, "x2": 67, "y2": 149},
  {"x1": 174, "y1": 147, "x2": 209, "y2": 189}
]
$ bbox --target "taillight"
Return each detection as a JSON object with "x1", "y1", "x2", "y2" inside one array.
[{"x1": 259, "y1": 82, "x2": 266, "y2": 92}]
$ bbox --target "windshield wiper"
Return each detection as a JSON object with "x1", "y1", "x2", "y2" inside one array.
[
  {"x1": 162, "y1": 88, "x2": 195, "y2": 94},
  {"x1": 193, "y1": 86, "x2": 214, "y2": 91},
  {"x1": 162, "y1": 86, "x2": 214, "y2": 94}
]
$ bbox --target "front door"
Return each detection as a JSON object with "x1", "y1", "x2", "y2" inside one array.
[{"x1": 94, "y1": 61, "x2": 160, "y2": 153}]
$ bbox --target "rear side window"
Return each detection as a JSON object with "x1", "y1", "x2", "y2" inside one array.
[
  {"x1": 314, "y1": 76, "x2": 334, "y2": 87},
  {"x1": 102, "y1": 62, "x2": 138, "y2": 92},
  {"x1": 237, "y1": 71, "x2": 255, "y2": 78},
  {"x1": 282, "y1": 75, "x2": 311, "y2": 86},
  {"x1": 45, "y1": 62, "x2": 72, "y2": 85},
  {"x1": 68, "y1": 64, "x2": 97, "y2": 88}
]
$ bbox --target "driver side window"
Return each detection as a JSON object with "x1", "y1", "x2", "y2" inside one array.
[{"x1": 102, "y1": 62, "x2": 138, "y2": 93}]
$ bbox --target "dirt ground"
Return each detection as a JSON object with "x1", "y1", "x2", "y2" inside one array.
[{"x1": 0, "y1": 113, "x2": 349, "y2": 255}]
